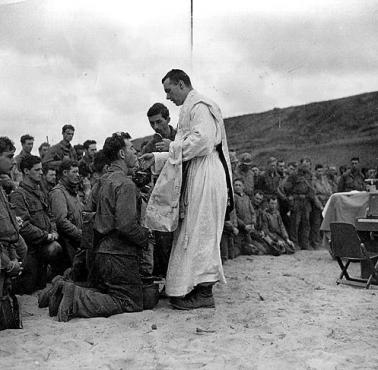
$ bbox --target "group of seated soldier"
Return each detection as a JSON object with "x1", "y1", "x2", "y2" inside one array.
[{"x1": 221, "y1": 151, "x2": 376, "y2": 262}]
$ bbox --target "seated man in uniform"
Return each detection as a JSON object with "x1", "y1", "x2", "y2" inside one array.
[
  {"x1": 233, "y1": 178, "x2": 267, "y2": 255},
  {"x1": 261, "y1": 196, "x2": 295, "y2": 255}
]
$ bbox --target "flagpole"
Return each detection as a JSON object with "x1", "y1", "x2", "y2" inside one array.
[{"x1": 190, "y1": 0, "x2": 193, "y2": 70}]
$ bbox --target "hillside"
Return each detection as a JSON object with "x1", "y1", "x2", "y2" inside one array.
[{"x1": 134, "y1": 91, "x2": 378, "y2": 168}]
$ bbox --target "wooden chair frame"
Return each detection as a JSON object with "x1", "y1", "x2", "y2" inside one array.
[{"x1": 330, "y1": 222, "x2": 378, "y2": 289}]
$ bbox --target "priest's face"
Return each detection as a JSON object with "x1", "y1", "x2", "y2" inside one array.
[{"x1": 163, "y1": 78, "x2": 185, "y2": 106}]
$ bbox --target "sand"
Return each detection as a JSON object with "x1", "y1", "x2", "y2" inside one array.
[{"x1": 1, "y1": 249, "x2": 377, "y2": 370}]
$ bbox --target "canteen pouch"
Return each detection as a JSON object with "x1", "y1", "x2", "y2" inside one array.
[{"x1": 0, "y1": 293, "x2": 22, "y2": 331}]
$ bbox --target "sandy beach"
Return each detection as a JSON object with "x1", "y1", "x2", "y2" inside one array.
[{"x1": 1, "y1": 249, "x2": 377, "y2": 370}]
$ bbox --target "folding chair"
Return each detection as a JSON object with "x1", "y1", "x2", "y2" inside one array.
[
  {"x1": 367, "y1": 193, "x2": 378, "y2": 218},
  {"x1": 330, "y1": 222, "x2": 378, "y2": 289}
]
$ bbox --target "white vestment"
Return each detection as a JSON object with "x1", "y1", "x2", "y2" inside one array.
[{"x1": 151, "y1": 90, "x2": 231, "y2": 296}]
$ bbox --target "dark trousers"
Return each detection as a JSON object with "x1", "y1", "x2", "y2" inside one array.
[
  {"x1": 70, "y1": 253, "x2": 143, "y2": 318},
  {"x1": 153, "y1": 231, "x2": 173, "y2": 277},
  {"x1": 14, "y1": 242, "x2": 62, "y2": 294},
  {"x1": 289, "y1": 199, "x2": 312, "y2": 250},
  {"x1": 220, "y1": 232, "x2": 235, "y2": 262},
  {"x1": 237, "y1": 231, "x2": 269, "y2": 255},
  {"x1": 278, "y1": 198, "x2": 291, "y2": 234},
  {"x1": 309, "y1": 207, "x2": 323, "y2": 249}
]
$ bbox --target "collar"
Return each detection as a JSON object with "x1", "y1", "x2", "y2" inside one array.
[
  {"x1": 59, "y1": 140, "x2": 72, "y2": 149},
  {"x1": 19, "y1": 149, "x2": 29, "y2": 158},
  {"x1": 266, "y1": 208, "x2": 277, "y2": 215},
  {"x1": 108, "y1": 160, "x2": 129, "y2": 175},
  {"x1": 59, "y1": 178, "x2": 78, "y2": 196},
  {"x1": 20, "y1": 180, "x2": 40, "y2": 192}
]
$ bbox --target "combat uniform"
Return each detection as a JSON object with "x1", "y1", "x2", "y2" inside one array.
[
  {"x1": 284, "y1": 168, "x2": 318, "y2": 250},
  {"x1": 42, "y1": 140, "x2": 77, "y2": 170},
  {"x1": 142, "y1": 125, "x2": 176, "y2": 277},
  {"x1": 58, "y1": 162, "x2": 148, "y2": 320},
  {"x1": 50, "y1": 180, "x2": 83, "y2": 266},
  {"x1": 10, "y1": 182, "x2": 61, "y2": 293},
  {"x1": 337, "y1": 169, "x2": 365, "y2": 192}
]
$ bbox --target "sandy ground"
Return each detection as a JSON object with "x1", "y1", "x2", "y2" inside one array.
[{"x1": 1, "y1": 249, "x2": 378, "y2": 370}]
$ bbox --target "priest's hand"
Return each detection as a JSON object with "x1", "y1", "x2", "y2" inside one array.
[
  {"x1": 139, "y1": 153, "x2": 155, "y2": 170},
  {"x1": 155, "y1": 139, "x2": 171, "y2": 152}
]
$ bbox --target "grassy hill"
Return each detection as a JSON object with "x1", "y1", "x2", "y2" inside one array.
[{"x1": 134, "y1": 91, "x2": 378, "y2": 168}]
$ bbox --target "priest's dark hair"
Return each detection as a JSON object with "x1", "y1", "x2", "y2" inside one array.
[{"x1": 162, "y1": 69, "x2": 192, "y2": 87}]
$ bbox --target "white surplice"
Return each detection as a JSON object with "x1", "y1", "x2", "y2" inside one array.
[{"x1": 151, "y1": 90, "x2": 231, "y2": 296}]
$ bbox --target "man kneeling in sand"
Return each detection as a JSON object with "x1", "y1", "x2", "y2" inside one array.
[{"x1": 49, "y1": 133, "x2": 149, "y2": 322}]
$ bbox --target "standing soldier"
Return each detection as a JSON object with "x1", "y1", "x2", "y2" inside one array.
[
  {"x1": 234, "y1": 153, "x2": 254, "y2": 200},
  {"x1": 11, "y1": 134, "x2": 34, "y2": 185},
  {"x1": 284, "y1": 164, "x2": 321, "y2": 250},
  {"x1": 43, "y1": 124, "x2": 77, "y2": 170},
  {"x1": 142, "y1": 103, "x2": 176, "y2": 277},
  {"x1": 257, "y1": 157, "x2": 281, "y2": 201},
  {"x1": 310, "y1": 164, "x2": 332, "y2": 249},
  {"x1": 38, "y1": 142, "x2": 50, "y2": 161},
  {"x1": 337, "y1": 157, "x2": 365, "y2": 192}
]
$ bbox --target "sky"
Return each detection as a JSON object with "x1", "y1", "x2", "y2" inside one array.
[{"x1": 0, "y1": 0, "x2": 377, "y2": 153}]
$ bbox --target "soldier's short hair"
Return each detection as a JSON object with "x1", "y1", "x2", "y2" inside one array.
[
  {"x1": 267, "y1": 195, "x2": 278, "y2": 202},
  {"x1": 233, "y1": 177, "x2": 244, "y2": 184},
  {"x1": 351, "y1": 156, "x2": 360, "y2": 162},
  {"x1": 20, "y1": 155, "x2": 41, "y2": 174},
  {"x1": 103, "y1": 133, "x2": 128, "y2": 163},
  {"x1": 162, "y1": 69, "x2": 192, "y2": 87},
  {"x1": 74, "y1": 144, "x2": 84, "y2": 151},
  {"x1": 0, "y1": 137, "x2": 16, "y2": 155},
  {"x1": 62, "y1": 124, "x2": 75, "y2": 134},
  {"x1": 38, "y1": 142, "x2": 50, "y2": 152},
  {"x1": 147, "y1": 103, "x2": 170, "y2": 120},
  {"x1": 58, "y1": 159, "x2": 78, "y2": 177},
  {"x1": 83, "y1": 140, "x2": 96, "y2": 150},
  {"x1": 20, "y1": 134, "x2": 34, "y2": 144},
  {"x1": 42, "y1": 163, "x2": 55, "y2": 175}
]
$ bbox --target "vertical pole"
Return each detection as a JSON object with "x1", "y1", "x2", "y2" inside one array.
[{"x1": 190, "y1": 0, "x2": 193, "y2": 69}]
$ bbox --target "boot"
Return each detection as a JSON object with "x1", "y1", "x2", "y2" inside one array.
[
  {"x1": 57, "y1": 282, "x2": 76, "y2": 322},
  {"x1": 38, "y1": 275, "x2": 64, "y2": 308},
  {"x1": 170, "y1": 283, "x2": 215, "y2": 310},
  {"x1": 195, "y1": 284, "x2": 215, "y2": 308},
  {"x1": 38, "y1": 285, "x2": 54, "y2": 308},
  {"x1": 48, "y1": 276, "x2": 65, "y2": 317}
]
